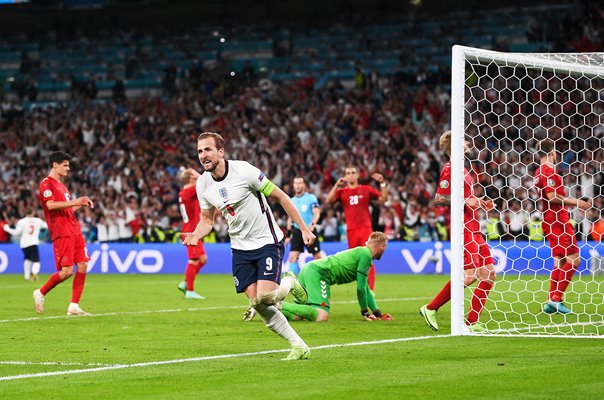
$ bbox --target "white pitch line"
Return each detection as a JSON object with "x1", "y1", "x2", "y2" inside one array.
[
  {"x1": 0, "y1": 297, "x2": 430, "y2": 324},
  {"x1": 0, "y1": 335, "x2": 448, "y2": 382},
  {"x1": 0, "y1": 361, "x2": 123, "y2": 367},
  {"x1": 487, "y1": 320, "x2": 604, "y2": 335}
]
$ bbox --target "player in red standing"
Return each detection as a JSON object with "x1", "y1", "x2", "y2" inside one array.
[
  {"x1": 326, "y1": 165, "x2": 388, "y2": 291},
  {"x1": 33, "y1": 151, "x2": 94, "y2": 316},
  {"x1": 419, "y1": 131, "x2": 496, "y2": 333},
  {"x1": 177, "y1": 168, "x2": 207, "y2": 299},
  {"x1": 535, "y1": 138, "x2": 590, "y2": 314}
]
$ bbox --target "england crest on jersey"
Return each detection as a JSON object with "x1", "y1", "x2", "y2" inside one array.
[{"x1": 219, "y1": 187, "x2": 228, "y2": 201}]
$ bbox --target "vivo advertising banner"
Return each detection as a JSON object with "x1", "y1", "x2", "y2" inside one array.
[{"x1": 0, "y1": 241, "x2": 603, "y2": 275}]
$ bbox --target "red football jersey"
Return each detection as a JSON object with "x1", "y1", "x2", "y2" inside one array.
[
  {"x1": 39, "y1": 176, "x2": 82, "y2": 240},
  {"x1": 436, "y1": 162, "x2": 480, "y2": 233},
  {"x1": 534, "y1": 163, "x2": 570, "y2": 230},
  {"x1": 335, "y1": 185, "x2": 381, "y2": 231},
  {"x1": 179, "y1": 185, "x2": 200, "y2": 233}
]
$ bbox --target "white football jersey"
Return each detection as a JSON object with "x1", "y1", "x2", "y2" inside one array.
[
  {"x1": 3, "y1": 217, "x2": 47, "y2": 248},
  {"x1": 196, "y1": 160, "x2": 284, "y2": 250}
]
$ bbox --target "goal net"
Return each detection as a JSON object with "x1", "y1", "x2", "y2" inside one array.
[{"x1": 450, "y1": 46, "x2": 604, "y2": 337}]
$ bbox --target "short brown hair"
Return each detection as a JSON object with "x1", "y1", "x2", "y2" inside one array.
[
  {"x1": 293, "y1": 176, "x2": 307, "y2": 184},
  {"x1": 49, "y1": 151, "x2": 72, "y2": 167},
  {"x1": 197, "y1": 132, "x2": 225, "y2": 150},
  {"x1": 537, "y1": 138, "x2": 555, "y2": 157},
  {"x1": 439, "y1": 130, "x2": 452, "y2": 157},
  {"x1": 368, "y1": 231, "x2": 388, "y2": 245}
]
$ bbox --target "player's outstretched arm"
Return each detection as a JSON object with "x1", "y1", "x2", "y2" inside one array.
[
  {"x1": 183, "y1": 207, "x2": 215, "y2": 246},
  {"x1": 269, "y1": 187, "x2": 316, "y2": 246},
  {"x1": 47, "y1": 196, "x2": 94, "y2": 212},
  {"x1": 325, "y1": 177, "x2": 346, "y2": 205},
  {"x1": 371, "y1": 173, "x2": 389, "y2": 204},
  {"x1": 545, "y1": 192, "x2": 591, "y2": 210}
]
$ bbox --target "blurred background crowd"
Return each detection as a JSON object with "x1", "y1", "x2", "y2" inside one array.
[{"x1": 0, "y1": 0, "x2": 603, "y2": 245}]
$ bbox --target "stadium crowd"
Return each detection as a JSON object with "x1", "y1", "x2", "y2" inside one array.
[{"x1": 1, "y1": 1, "x2": 603, "y2": 245}]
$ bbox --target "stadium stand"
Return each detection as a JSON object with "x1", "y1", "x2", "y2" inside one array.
[{"x1": 0, "y1": 1, "x2": 602, "y2": 243}]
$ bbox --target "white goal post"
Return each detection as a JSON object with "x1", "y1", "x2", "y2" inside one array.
[{"x1": 450, "y1": 45, "x2": 604, "y2": 337}]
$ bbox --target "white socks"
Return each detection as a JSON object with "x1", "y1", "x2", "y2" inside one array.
[
  {"x1": 254, "y1": 303, "x2": 306, "y2": 348},
  {"x1": 276, "y1": 275, "x2": 295, "y2": 301},
  {"x1": 23, "y1": 260, "x2": 32, "y2": 280},
  {"x1": 32, "y1": 262, "x2": 40, "y2": 275}
]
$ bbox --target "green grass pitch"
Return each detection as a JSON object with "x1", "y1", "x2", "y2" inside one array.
[{"x1": 0, "y1": 274, "x2": 602, "y2": 399}]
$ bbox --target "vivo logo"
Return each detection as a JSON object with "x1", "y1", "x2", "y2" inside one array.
[
  {"x1": 401, "y1": 242, "x2": 506, "y2": 274},
  {"x1": 88, "y1": 244, "x2": 164, "y2": 273},
  {"x1": 0, "y1": 251, "x2": 8, "y2": 273}
]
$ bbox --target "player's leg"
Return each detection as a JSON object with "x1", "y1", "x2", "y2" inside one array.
[
  {"x1": 466, "y1": 235, "x2": 496, "y2": 327},
  {"x1": 233, "y1": 244, "x2": 309, "y2": 359},
  {"x1": 420, "y1": 231, "x2": 478, "y2": 331},
  {"x1": 251, "y1": 243, "x2": 309, "y2": 360},
  {"x1": 68, "y1": 236, "x2": 91, "y2": 316},
  {"x1": 287, "y1": 228, "x2": 305, "y2": 274},
  {"x1": 306, "y1": 231, "x2": 323, "y2": 260},
  {"x1": 544, "y1": 229, "x2": 577, "y2": 314},
  {"x1": 23, "y1": 259, "x2": 32, "y2": 281},
  {"x1": 281, "y1": 302, "x2": 327, "y2": 321},
  {"x1": 287, "y1": 250, "x2": 300, "y2": 274},
  {"x1": 556, "y1": 252, "x2": 579, "y2": 299},
  {"x1": 34, "y1": 238, "x2": 75, "y2": 314},
  {"x1": 180, "y1": 243, "x2": 207, "y2": 299},
  {"x1": 30, "y1": 246, "x2": 41, "y2": 282},
  {"x1": 281, "y1": 265, "x2": 329, "y2": 322}
]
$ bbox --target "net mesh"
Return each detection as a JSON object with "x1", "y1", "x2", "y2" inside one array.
[{"x1": 460, "y1": 48, "x2": 604, "y2": 336}]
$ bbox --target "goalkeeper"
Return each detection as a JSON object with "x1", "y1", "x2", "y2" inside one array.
[{"x1": 279, "y1": 231, "x2": 393, "y2": 322}]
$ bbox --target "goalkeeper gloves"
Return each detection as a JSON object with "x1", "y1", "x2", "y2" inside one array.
[
  {"x1": 361, "y1": 309, "x2": 377, "y2": 321},
  {"x1": 361, "y1": 309, "x2": 393, "y2": 321}
]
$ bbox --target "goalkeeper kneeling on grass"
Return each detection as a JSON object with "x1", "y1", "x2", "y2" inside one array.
[{"x1": 280, "y1": 231, "x2": 393, "y2": 322}]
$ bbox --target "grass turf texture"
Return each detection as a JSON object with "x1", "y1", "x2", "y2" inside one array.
[{"x1": 0, "y1": 274, "x2": 602, "y2": 399}]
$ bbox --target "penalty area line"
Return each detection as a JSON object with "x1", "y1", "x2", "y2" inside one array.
[
  {"x1": 0, "y1": 297, "x2": 429, "y2": 324},
  {"x1": 0, "y1": 335, "x2": 448, "y2": 382}
]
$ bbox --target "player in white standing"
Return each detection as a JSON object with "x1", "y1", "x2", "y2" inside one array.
[
  {"x1": 3, "y1": 209, "x2": 47, "y2": 281},
  {"x1": 183, "y1": 132, "x2": 313, "y2": 361}
]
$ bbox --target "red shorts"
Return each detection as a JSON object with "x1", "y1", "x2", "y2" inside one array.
[
  {"x1": 347, "y1": 227, "x2": 373, "y2": 248},
  {"x1": 545, "y1": 223, "x2": 579, "y2": 258},
  {"x1": 464, "y1": 231, "x2": 494, "y2": 270},
  {"x1": 186, "y1": 241, "x2": 206, "y2": 259},
  {"x1": 53, "y1": 235, "x2": 89, "y2": 270}
]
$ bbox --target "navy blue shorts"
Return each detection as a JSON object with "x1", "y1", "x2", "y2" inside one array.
[
  {"x1": 22, "y1": 245, "x2": 40, "y2": 263},
  {"x1": 231, "y1": 241, "x2": 284, "y2": 293}
]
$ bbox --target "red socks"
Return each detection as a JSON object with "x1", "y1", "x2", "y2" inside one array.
[
  {"x1": 427, "y1": 280, "x2": 451, "y2": 311},
  {"x1": 185, "y1": 262, "x2": 203, "y2": 291},
  {"x1": 368, "y1": 264, "x2": 376, "y2": 291},
  {"x1": 71, "y1": 272, "x2": 87, "y2": 303},
  {"x1": 467, "y1": 280, "x2": 493, "y2": 324},
  {"x1": 40, "y1": 272, "x2": 64, "y2": 296},
  {"x1": 550, "y1": 262, "x2": 577, "y2": 302}
]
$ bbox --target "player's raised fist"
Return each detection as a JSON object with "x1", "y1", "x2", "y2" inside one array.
[
  {"x1": 302, "y1": 229, "x2": 316, "y2": 246},
  {"x1": 182, "y1": 232, "x2": 199, "y2": 246}
]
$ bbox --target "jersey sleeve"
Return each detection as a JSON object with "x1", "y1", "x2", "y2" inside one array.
[
  {"x1": 309, "y1": 194, "x2": 320, "y2": 209},
  {"x1": 334, "y1": 188, "x2": 343, "y2": 202},
  {"x1": 196, "y1": 180, "x2": 212, "y2": 210},
  {"x1": 539, "y1": 173, "x2": 557, "y2": 197},
  {"x1": 240, "y1": 161, "x2": 276, "y2": 196},
  {"x1": 436, "y1": 167, "x2": 451, "y2": 195},
  {"x1": 367, "y1": 186, "x2": 381, "y2": 200},
  {"x1": 39, "y1": 180, "x2": 57, "y2": 205},
  {"x1": 37, "y1": 218, "x2": 48, "y2": 230},
  {"x1": 355, "y1": 249, "x2": 373, "y2": 310}
]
